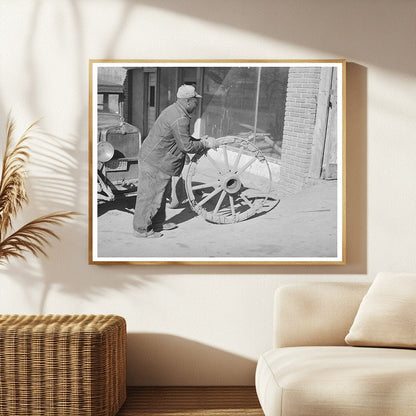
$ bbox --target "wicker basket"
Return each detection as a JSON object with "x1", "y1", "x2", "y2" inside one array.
[{"x1": 0, "y1": 314, "x2": 126, "y2": 416}]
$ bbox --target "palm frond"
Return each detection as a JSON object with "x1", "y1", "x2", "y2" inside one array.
[
  {"x1": 0, "y1": 117, "x2": 39, "y2": 238},
  {"x1": 0, "y1": 211, "x2": 79, "y2": 265}
]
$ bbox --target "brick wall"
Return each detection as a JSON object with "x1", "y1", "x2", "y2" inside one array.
[{"x1": 278, "y1": 67, "x2": 321, "y2": 195}]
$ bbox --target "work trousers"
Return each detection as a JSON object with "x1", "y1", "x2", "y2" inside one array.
[{"x1": 133, "y1": 160, "x2": 171, "y2": 233}]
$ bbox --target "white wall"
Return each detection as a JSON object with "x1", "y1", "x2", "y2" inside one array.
[{"x1": 0, "y1": 0, "x2": 415, "y2": 385}]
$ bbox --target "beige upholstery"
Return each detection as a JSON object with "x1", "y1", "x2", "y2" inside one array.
[
  {"x1": 346, "y1": 272, "x2": 416, "y2": 348},
  {"x1": 256, "y1": 282, "x2": 416, "y2": 416},
  {"x1": 257, "y1": 346, "x2": 416, "y2": 416},
  {"x1": 274, "y1": 282, "x2": 370, "y2": 347}
]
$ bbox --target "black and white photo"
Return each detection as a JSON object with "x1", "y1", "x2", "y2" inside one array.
[{"x1": 89, "y1": 60, "x2": 345, "y2": 264}]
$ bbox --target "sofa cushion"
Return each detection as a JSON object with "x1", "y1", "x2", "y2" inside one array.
[
  {"x1": 274, "y1": 283, "x2": 370, "y2": 348},
  {"x1": 256, "y1": 346, "x2": 416, "y2": 416},
  {"x1": 345, "y1": 272, "x2": 416, "y2": 348}
]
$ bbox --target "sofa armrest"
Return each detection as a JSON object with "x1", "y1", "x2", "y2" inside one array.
[{"x1": 273, "y1": 282, "x2": 370, "y2": 348}]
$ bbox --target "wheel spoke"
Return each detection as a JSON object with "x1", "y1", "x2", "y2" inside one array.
[
  {"x1": 232, "y1": 146, "x2": 244, "y2": 173},
  {"x1": 240, "y1": 194, "x2": 254, "y2": 207},
  {"x1": 195, "y1": 187, "x2": 223, "y2": 208},
  {"x1": 237, "y1": 155, "x2": 257, "y2": 175},
  {"x1": 191, "y1": 180, "x2": 219, "y2": 191},
  {"x1": 229, "y1": 195, "x2": 236, "y2": 217},
  {"x1": 213, "y1": 191, "x2": 227, "y2": 215},
  {"x1": 205, "y1": 152, "x2": 222, "y2": 174},
  {"x1": 223, "y1": 145, "x2": 230, "y2": 172}
]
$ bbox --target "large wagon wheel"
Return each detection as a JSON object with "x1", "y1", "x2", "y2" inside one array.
[{"x1": 185, "y1": 136, "x2": 273, "y2": 224}]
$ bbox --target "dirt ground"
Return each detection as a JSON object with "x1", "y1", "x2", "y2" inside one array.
[{"x1": 96, "y1": 179, "x2": 339, "y2": 262}]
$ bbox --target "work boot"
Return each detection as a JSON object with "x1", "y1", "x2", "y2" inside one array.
[
  {"x1": 153, "y1": 222, "x2": 178, "y2": 232},
  {"x1": 133, "y1": 229, "x2": 163, "y2": 238}
]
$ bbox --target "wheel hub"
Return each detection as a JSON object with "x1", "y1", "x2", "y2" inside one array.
[{"x1": 221, "y1": 174, "x2": 242, "y2": 194}]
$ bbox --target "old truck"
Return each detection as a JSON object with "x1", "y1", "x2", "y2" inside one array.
[{"x1": 96, "y1": 82, "x2": 142, "y2": 203}]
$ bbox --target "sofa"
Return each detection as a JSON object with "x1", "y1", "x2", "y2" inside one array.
[{"x1": 255, "y1": 274, "x2": 416, "y2": 416}]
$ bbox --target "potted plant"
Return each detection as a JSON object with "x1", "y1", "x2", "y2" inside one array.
[{"x1": 0, "y1": 116, "x2": 77, "y2": 264}]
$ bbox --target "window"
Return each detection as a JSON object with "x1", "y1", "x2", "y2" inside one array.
[
  {"x1": 201, "y1": 67, "x2": 288, "y2": 161},
  {"x1": 97, "y1": 93, "x2": 123, "y2": 114}
]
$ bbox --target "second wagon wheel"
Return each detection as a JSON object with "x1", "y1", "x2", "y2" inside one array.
[{"x1": 185, "y1": 136, "x2": 273, "y2": 224}]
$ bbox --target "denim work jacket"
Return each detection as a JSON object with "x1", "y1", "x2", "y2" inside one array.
[{"x1": 139, "y1": 102, "x2": 205, "y2": 176}]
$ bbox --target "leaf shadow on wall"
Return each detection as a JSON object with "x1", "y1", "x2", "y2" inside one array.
[
  {"x1": 126, "y1": 333, "x2": 257, "y2": 386},
  {"x1": 0, "y1": 0, "x2": 140, "y2": 312},
  {"x1": 0, "y1": 0, "x2": 369, "y2": 296},
  {"x1": 0, "y1": 1, "x2": 166, "y2": 313},
  {"x1": 132, "y1": 0, "x2": 413, "y2": 76},
  {"x1": 0, "y1": 126, "x2": 158, "y2": 314}
]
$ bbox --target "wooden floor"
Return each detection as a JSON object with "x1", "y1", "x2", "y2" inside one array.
[{"x1": 117, "y1": 386, "x2": 264, "y2": 416}]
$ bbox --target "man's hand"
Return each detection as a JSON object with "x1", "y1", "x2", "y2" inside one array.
[{"x1": 202, "y1": 136, "x2": 218, "y2": 150}]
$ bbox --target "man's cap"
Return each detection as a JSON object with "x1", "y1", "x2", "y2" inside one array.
[{"x1": 177, "y1": 84, "x2": 202, "y2": 99}]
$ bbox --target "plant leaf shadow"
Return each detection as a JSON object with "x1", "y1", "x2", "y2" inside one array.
[
  {"x1": 130, "y1": 0, "x2": 413, "y2": 76},
  {"x1": 0, "y1": 2, "x2": 369, "y2": 281}
]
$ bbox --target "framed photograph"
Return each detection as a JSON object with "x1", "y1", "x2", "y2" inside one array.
[{"x1": 89, "y1": 60, "x2": 345, "y2": 265}]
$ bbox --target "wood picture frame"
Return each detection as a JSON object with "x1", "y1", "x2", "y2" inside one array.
[{"x1": 89, "y1": 60, "x2": 346, "y2": 265}]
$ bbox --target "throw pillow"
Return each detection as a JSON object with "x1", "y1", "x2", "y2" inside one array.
[{"x1": 345, "y1": 272, "x2": 416, "y2": 348}]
